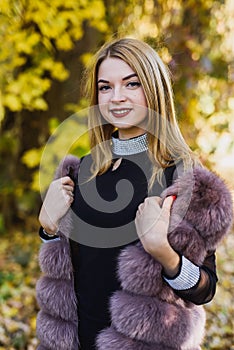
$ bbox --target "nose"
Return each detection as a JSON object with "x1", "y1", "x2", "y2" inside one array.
[{"x1": 111, "y1": 87, "x2": 127, "y2": 103}]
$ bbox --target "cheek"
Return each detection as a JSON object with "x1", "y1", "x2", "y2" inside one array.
[
  {"x1": 138, "y1": 91, "x2": 148, "y2": 108},
  {"x1": 98, "y1": 89, "x2": 112, "y2": 111},
  {"x1": 98, "y1": 93, "x2": 109, "y2": 109},
  {"x1": 98, "y1": 105, "x2": 105, "y2": 117},
  {"x1": 98, "y1": 100, "x2": 109, "y2": 121},
  {"x1": 98, "y1": 95, "x2": 109, "y2": 117}
]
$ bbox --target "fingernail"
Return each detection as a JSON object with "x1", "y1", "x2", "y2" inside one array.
[{"x1": 172, "y1": 195, "x2": 177, "y2": 200}]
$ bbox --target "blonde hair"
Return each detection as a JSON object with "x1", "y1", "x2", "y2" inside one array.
[{"x1": 85, "y1": 37, "x2": 199, "y2": 186}]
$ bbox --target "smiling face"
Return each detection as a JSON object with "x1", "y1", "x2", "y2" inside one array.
[{"x1": 97, "y1": 57, "x2": 148, "y2": 139}]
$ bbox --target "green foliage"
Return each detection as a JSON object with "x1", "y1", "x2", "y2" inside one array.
[
  {"x1": 0, "y1": 227, "x2": 40, "y2": 349},
  {"x1": 0, "y1": 0, "x2": 107, "y2": 112},
  {"x1": 0, "y1": 0, "x2": 233, "y2": 224},
  {"x1": 0, "y1": 0, "x2": 233, "y2": 271},
  {"x1": 37, "y1": 116, "x2": 89, "y2": 193},
  {"x1": 0, "y1": 0, "x2": 110, "y2": 225}
]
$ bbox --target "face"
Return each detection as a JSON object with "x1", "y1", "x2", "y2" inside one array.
[{"x1": 97, "y1": 57, "x2": 148, "y2": 139}]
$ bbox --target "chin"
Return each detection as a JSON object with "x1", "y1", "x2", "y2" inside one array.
[{"x1": 111, "y1": 121, "x2": 134, "y2": 129}]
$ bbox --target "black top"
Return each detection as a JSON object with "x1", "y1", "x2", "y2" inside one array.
[
  {"x1": 39, "y1": 150, "x2": 218, "y2": 350},
  {"x1": 70, "y1": 151, "x2": 169, "y2": 349}
]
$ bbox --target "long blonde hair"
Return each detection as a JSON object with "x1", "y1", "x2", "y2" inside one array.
[{"x1": 85, "y1": 37, "x2": 199, "y2": 186}]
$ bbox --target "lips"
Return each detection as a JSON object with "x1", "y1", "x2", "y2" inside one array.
[{"x1": 110, "y1": 108, "x2": 132, "y2": 118}]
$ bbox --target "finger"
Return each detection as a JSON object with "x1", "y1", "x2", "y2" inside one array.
[
  {"x1": 161, "y1": 196, "x2": 175, "y2": 215},
  {"x1": 152, "y1": 196, "x2": 162, "y2": 205},
  {"x1": 144, "y1": 196, "x2": 162, "y2": 208},
  {"x1": 62, "y1": 185, "x2": 74, "y2": 192},
  {"x1": 144, "y1": 196, "x2": 160, "y2": 202},
  {"x1": 63, "y1": 188, "x2": 74, "y2": 197},
  {"x1": 136, "y1": 202, "x2": 145, "y2": 216},
  {"x1": 68, "y1": 194, "x2": 74, "y2": 203},
  {"x1": 61, "y1": 176, "x2": 75, "y2": 186},
  {"x1": 64, "y1": 192, "x2": 74, "y2": 205},
  {"x1": 136, "y1": 196, "x2": 161, "y2": 216}
]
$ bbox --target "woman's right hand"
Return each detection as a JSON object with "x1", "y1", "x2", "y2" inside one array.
[{"x1": 39, "y1": 176, "x2": 75, "y2": 234}]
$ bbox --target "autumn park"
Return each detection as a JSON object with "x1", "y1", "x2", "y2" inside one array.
[{"x1": 0, "y1": 0, "x2": 234, "y2": 349}]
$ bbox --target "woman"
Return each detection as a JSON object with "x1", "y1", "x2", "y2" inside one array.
[{"x1": 36, "y1": 38, "x2": 233, "y2": 350}]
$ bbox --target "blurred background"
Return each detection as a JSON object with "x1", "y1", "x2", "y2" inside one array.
[{"x1": 0, "y1": 0, "x2": 233, "y2": 349}]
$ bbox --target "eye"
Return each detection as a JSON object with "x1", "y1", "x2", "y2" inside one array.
[
  {"x1": 98, "y1": 85, "x2": 111, "y2": 92},
  {"x1": 126, "y1": 81, "x2": 141, "y2": 89}
]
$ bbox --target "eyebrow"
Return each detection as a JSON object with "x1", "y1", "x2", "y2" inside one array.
[{"x1": 97, "y1": 73, "x2": 138, "y2": 84}]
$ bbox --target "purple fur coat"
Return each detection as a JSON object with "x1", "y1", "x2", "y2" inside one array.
[{"x1": 36, "y1": 155, "x2": 233, "y2": 350}]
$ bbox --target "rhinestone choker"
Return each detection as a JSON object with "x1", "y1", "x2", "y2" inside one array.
[{"x1": 111, "y1": 133, "x2": 148, "y2": 156}]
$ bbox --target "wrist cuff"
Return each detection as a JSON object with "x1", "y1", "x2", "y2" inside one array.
[
  {"x1": 43, "y1": 228, "x2": 59, "y2": 237},
  {"x1": 39, "y1": 227, "x2": 60, "y2": 241},
  {"x1": 163, "y1": 255, "x2": 200, "y2": 290}
]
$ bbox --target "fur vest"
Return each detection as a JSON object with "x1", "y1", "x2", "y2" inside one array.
[{"x1": 36, "y1": 155, "x2": 233, "y2": 350}]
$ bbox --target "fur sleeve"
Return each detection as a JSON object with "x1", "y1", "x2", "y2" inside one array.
[
  {"x1": 36, "y1": 155, "x2": 80, "y2": 350},
  {"x1": 53, "y1": 154, "x2": 80, "y2": 181},
  {"x1": 161, "y1": 166, "x2": 233, "y2": 264}
]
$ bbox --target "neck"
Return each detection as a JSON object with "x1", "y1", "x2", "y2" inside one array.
[{"x1": 118, "y1": 127, "x2": 146, "y2": 140}]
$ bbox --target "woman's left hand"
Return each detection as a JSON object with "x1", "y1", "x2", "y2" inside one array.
[{"x1": 135, "y1": 196, "x2": 180, "y2": 277}]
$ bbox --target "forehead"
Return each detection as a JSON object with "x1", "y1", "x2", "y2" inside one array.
[{"x1": 97, "y1": 57, "x2": 135, "y2": 79}]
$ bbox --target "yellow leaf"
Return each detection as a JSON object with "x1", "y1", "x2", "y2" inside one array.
[
  {"x1": 33, "y1": 97, "x2": 48, "y2": 110},
  {"x1": 30, "y1": 315, "x2": 37, "y2": 331},
  {"x1": 2, "y1": 303, "x2": 17, "y2": 318},
  {"x1": 22, "y1": 148, "x2": 41, "y2": 168},
  {"x1": 21, "y1": 91, "x2": 33, "y2": 105},
  {"x1": 56, "y1": 32, "x2": 74, "y2": 51},
  {"x1": 3, "y1": 94, "x2": 22, "y2": 111},
  {"x1": 31, "y1": 171, "x2": 40, "y2": 192},
  {"x1": 51, "y1": 62, "x2": 70, "y2": 81},
  {"x1": 80, "y1": 53, "x2": 93, "y2": 67},
  {"x1": 0, "y1": 0, "x2": 11, "y2": 14}
]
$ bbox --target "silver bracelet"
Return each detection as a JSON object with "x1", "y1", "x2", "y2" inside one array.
[
  {"x1": 163, "y1": 255, "x2": 200, "y2": 290},
  {"x1": 43, "y1": 227, "x2": 59, "y2": 237}
]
